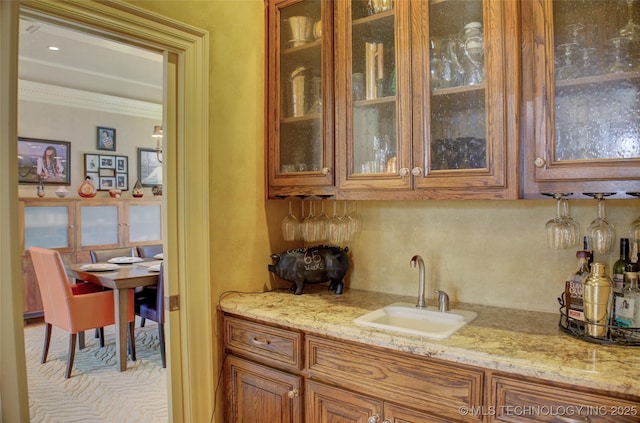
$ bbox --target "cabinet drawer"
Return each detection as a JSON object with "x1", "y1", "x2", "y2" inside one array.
[
  {"x1": 306, "y1": 335, "x2": 483, "y2": 422},
  {"x1": 487, "y1": 372, "x2": 640, "y2": 423},
  {"x1": 224, "y1": 315, "x2": 303, "y2": 371}
]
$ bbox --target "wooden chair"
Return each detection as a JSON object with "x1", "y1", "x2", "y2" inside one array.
[
  {"x1": 135, "y1": 262, "x2": 166, "y2": 367},
  {"x1": 89, "y1": 247, "x2": 136, "y2": 263},
  {"x1": 136, "y1": 244, "x2": 163, "y2": 258},
  {"x1": 30, "y1": 246, "x2": 136, "y2": 378}
]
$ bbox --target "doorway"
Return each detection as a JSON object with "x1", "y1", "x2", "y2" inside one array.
[{"x1": 2, "y1": 1, "x2": 212, "y2": 421}]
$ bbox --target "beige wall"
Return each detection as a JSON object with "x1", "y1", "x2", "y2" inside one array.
[
  {"x1": 18, "y1": 100, "x2": 160, "y2": 198},
  {"x1": 125, "y1": 0, "x2": 640, "y2": 313}
]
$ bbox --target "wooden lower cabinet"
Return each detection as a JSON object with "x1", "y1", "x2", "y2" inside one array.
[
  {"x1": 487, "y1": 372, "x2": 640, "y2": 423},
  {"x1": 224, "y1": 355, "x2": 302, "y2": 423},
  {"x1": 306, "y1": 380, "x2": 445, "y2": 423}
]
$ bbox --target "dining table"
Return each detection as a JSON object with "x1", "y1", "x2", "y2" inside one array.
[{"x1": 66, "y1": 260, "x2": 160, "y2": 371}]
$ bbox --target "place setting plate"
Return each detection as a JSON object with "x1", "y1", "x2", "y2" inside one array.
[
  {"x1": 153, "y1": 253, "x2": 164, "y2": 260},
  {"x1": 81, "y1": 263, "x2": 120, "y2": 272},
  {"x1": 147, "y1": 264, "x2": 161, "y2": 272},
  {"x1": 108, "y1": 257, "x2": 144, "y2": 264}
]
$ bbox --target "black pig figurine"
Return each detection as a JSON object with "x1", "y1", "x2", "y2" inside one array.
[{"x1": 268, "y1": 245, "x2": 349, "y2": 295}]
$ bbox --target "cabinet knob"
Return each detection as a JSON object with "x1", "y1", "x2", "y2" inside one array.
[
  {"x1": 322, "y1": 167, "x2": 331, "y2": 175},
  {"x1": 411, "y1": 167, "x2": 423, "y2": 177},
  {"x1": 367, "y1": 415, "x2": 380, "y2": 423},
  {"x1": 287, "y1": 389, "x2": 299, "y2": 399},
  {"x1": 534, "y1": 157, "x2": 546, "y2": 168},
  {"x1": 399, "y1": 168, "x2": 410, "y2": 177}
]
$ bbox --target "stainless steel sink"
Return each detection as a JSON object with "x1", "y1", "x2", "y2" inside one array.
[{"x1": 353, "y1": 302, "x2": 477, "y2": 340}]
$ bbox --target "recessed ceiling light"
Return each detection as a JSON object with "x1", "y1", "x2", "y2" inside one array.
[{"x1": 47, "y1": 46, "x2": 60, "y2": 51}]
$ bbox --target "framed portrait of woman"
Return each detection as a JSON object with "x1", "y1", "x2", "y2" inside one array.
[
  {"x1": 97, "y1": 126, "x2": 116, "y2": 151},
  {"x1": 18, "y1": 137, "x2": 71, "y2": 185}
]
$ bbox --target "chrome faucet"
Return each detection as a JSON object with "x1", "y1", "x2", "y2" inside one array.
[
  {"x1": 410, "y1": 255, "x2": 426, "y2": 309},
  {"x1": 434, "y1": 289, "x2": 450, "y2": 312}
]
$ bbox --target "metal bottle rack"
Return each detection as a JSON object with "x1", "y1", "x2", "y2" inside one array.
[{"x1": 558, "y1": 293, "x2": 640, "y2": 346}]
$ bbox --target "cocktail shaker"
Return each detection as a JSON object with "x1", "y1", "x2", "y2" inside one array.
[{"x1": 583, "y1": 262, "x2": 613, "y2": 338}]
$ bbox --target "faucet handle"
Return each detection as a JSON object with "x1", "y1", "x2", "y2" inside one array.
[{"x1": 434, "y1": 290, "x2": 450, "y2": 312}]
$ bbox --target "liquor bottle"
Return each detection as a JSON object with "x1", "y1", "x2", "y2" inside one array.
[
  {"x1": 565, "y1": 250, "x2": 591, "y2": 321},
  {"x1": 583, "y1": 236, "x2": 594, "y2": 268},
  {"x1": 613, "y1": 238, "x2": 630, "y2": 292},
  {"x1": 613, "y1": 263, "x2": 640, "y2": 333},
  {"x1": 583, "y1": 262, "x2": 613, "y2": 338}
]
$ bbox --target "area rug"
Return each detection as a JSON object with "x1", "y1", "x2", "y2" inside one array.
[{"x1": 24, "y1": 320, "x2": 167, "y2": 423}]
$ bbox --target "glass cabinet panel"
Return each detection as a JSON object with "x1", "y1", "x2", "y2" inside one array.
[
  {"x1": 351, "y1": 1, "x2": 398, "y2": 176},
  {"x1": 428, "y1": 1, "x2": 486, "y2": 172},
  {"x1": 79, "y1": 204, "x2": 119, "y2": 247},
  {"x1": 129, "y1": 204, "x2": 161, "y2": 243},
  {"x1": 553, "y1": 0, "x2": 640, "y2": 162},
  {"x1": 24, "y1": 205, "x2": 70, "y2": 251},
  {"x1": 268, "y1": 0, "x2": 333, "y2": 196}
]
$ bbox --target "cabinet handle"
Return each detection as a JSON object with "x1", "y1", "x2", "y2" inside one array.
[
  {"x1": 534, "y1": 157, "x2": 546, "y2": 168},
  {"x1": 322, "y1": 167, "x2": 331, "y2": 175},
  {"x1": 411, "y1": 167, "x2": 423, "y2": 177},
  {"x1": 287, "y1": 389, "x2": 299, "y2": 399},
  {"x1": 399, "y1": 168, "x2": 410, "y2": 177},
  {"x1": 251, "y1": 337, "x2": 271, "y2": 345},
  {"x1": 367, "y1": 415, "x2": 380, "y2": 423}
]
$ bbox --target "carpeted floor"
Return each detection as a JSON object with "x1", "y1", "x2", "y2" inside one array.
[{"x1": 24, "y1": 319, "x2": 168, "y2": 423}]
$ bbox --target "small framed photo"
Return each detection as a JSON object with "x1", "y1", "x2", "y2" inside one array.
[
  {"x1": 85, "y1": 154, "x2": 99, "y2": 173},
  {"x1": 116, "y1": 173, "x2": 128, "y2": 190},
  {"x1": 99, "y1": 176, "x2": 116, "y2": 190},
  {"x1": 97, "y1": 126, "x2": 116, "y2": 151},
  {"x1": 99, "y1": 155, "x2": 115, "y2": 169},
  {"x1": 138, "y1": 148, "x2": 163, "y2": 187},
  {"x1": 115, "y1": 156, "x2": 128, "y2": 172},
  {"x1": 18, "y1": 137, "x2": 71, "y2": 185}
]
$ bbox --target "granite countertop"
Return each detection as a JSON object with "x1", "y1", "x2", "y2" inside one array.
[{"x1": 218, "y1": 285, "x2": 640, "y2": 397}]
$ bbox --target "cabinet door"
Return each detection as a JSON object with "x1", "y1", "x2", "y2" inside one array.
[
  {"x1": 20, "y1": 200, "x2": 75, "y2": 253},
  {"x1": 267, "y1": 0, "x2": 335, "y2": 198},
  {"x1": 412, "y1": 0, "x2": 519, "y2": 199},
  {"x1": 225, "y1": 355, "x2": 302, "y2": 423},
  {"x1": 76, "y1": 200, "x2": 123, "y2": 251},
  {"x1": 523, "y1": 0, "x2": 640, "y2": 197},
  {"x1": 385, "y1": 402, "x2": 451, "y2": 423},
  {"x1": 127, "y1": 202, "x2": 162, "y2": 244},
  {"x1": 336, "y1": 0, "x2": 412, "y2": 192},
  {"x1": 305, "y1": 380, "x2": 383, "y2": 423}
]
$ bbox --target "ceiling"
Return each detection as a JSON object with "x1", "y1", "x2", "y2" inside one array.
[{"x1": 18, "y1": 17, "x2": 163, "y2": 104}]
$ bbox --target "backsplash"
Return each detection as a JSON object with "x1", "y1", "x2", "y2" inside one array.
[{"x1": 339, "y1": 199, "x2": 639, "y2": 314}]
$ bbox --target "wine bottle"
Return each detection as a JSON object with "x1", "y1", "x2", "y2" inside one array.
[
  {"x1": 613, "y1": 262, "x2": 640, "y2": 335},
  {"x1": 565, "y1": 250, "x2": 591, "y2": 321},
  {"x1": 613, "y1": 238, "x2": 630, "y2": 293}
]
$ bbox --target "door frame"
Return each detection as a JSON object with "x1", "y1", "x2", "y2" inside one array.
[{"x1": 1, "y1": 1, "x2": 212, "y2": 421}]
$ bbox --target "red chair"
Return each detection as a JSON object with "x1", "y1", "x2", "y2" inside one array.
[{"x1": 30, "y1": 246, "x2": 135, "y2": 378}]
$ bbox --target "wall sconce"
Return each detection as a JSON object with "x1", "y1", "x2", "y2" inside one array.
[{"x1": 153, "y1": 125, "x2": 163, "y2": 163}]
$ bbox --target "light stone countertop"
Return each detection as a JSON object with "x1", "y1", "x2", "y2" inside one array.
[{"x1": 218, "y1": 285, "x2": 640, "y2": 397}]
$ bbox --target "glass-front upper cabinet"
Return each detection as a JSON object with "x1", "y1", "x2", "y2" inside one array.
[
  {"x1": 412, "y1": 0, "x2": 518, "y2": 198},
  {"x1": 20, "y1": 200, "x2": 75, "y2": 253},
  {"x1": 523, "y1": 0, "x2": 640, "y2": 197},
  {"x1": 336, "y1": 0, "x2": 412, "y2": 192},
  {"x1": 267, "y1": 0, "x2": 334, "y2": 198}
]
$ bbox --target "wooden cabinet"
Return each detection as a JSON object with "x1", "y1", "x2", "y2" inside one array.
[
  {"x1": 266, "y1": 0, "x2": 335, "y2": 198},
  {"x1": 487, "y1": 372, "x2": 640, "y2": 422},
  {"x1": 225, "y1": 355, "x2": 302, "y2": 423},
  {"x1": 336, "y1": 0, "x2": 520, "y2": 200},
  {"x1": 521, "y1": 0, "x2": 640, "y2": 197},
  {"x1": 19, "y1": 197, "x2": 162, "y2": 318},
  {"x1": 266, "y1": 0, "x2": 520, "y2": 200}
]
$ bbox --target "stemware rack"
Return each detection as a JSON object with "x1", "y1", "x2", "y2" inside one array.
[{"x1": 558, "y1": 293, "x2": 640, "y2": 346}]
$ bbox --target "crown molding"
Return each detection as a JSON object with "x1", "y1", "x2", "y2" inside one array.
[{"x1": 18, "y1": 79, "x2": 162, "y2": 120}]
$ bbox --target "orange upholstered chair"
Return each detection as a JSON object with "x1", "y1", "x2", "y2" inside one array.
[{"x1": 30, "y1": 246, "x2": 135, "y2": 378}]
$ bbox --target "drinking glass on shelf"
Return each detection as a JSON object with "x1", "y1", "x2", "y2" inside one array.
[
  {"x1": 619, "y1": 0, "x2": 640, "y2": 42},
  {"x1": 282, "y1": 200, "x2": 300, "y2": 241},
  {"x1": 560, "y1": 198, "x2": 581, "y2": 248},
  {"x1": 316, "y1": 200, "x2": 328, "y2": 242},
  {"x1": 340, "y1": 201, "x2": 354, "y2": 243},
  {"x1": 628, "y1": 193, "x2": 640, "y2": 259},
  {"x1": 301, "y1": 200, "x2": 320, "y2": 242},
  {"x1": 327, "y1": 201, "x2": 343, "y2": 244},
  {"x1": 586, "y1": 193, "x2": 616, "y2": 255},
  {"x1": 346, "y1": 201, "x2": 362, "y2": 235}
]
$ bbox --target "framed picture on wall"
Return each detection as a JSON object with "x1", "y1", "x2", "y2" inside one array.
[
  {"x1": 138, "y1": 148, "x2": 162, "y2": 187},
  {"x1": 85, "y1": 153, "x2": 129, "y2": 191},
  {"x1": 97, "y1": 126, "x2": 116, "y2": 151},
  {"x1": 18, "y1": 137, "x2": 71, "y2": 185}
]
